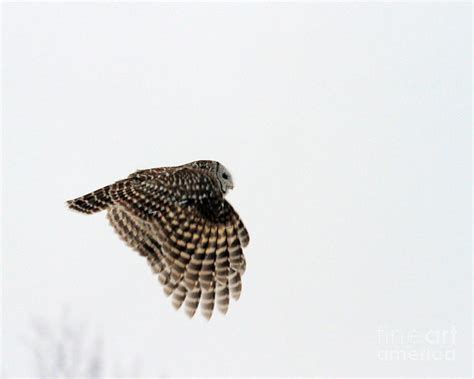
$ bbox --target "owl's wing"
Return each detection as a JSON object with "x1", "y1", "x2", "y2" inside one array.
[
  {"x1": 106, "y1": 205, "x2": 174, "y2": 287},
  {"x1": 111, "y1": 167, "x2": 249, "y2": 319}
]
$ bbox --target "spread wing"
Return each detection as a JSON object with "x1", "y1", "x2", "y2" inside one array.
[{"x1": 106, "y1": 167, "x2": 249, "y2": 318}]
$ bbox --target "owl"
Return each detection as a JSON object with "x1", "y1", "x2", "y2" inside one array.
[{"x1": 67, "y1": 160, "x2": 249, "y2": 319}]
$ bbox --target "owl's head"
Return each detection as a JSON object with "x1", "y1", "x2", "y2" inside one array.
[{"x1": 190, "y1": 160, "x2": 234, "y2": 194}]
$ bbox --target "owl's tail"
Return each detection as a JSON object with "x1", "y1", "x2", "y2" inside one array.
[{"x1": 66, "y1": 185, "x2": 114, "y2": 214}]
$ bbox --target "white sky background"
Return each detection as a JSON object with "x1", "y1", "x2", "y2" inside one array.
[{"x1": 2, "y1": 2, "x2": 472, "y2": 377}]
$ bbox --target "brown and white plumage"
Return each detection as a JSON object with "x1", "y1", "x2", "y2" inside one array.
[{"x1": 67, "y1": 160, "x2": 249, "y2": 319}]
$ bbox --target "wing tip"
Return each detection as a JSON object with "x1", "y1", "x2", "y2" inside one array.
[{"x1": 65, "y1": 199, "x2": 93, "y2": 214}]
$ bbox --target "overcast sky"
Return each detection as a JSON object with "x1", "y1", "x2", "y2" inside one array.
[{"x1": 3, "y1": 2, "x2": 471, "y2": 377}]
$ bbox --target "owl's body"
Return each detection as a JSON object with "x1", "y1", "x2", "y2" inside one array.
[{"x1": 67, "y1": 160, "x2": 249, "y2": 319}]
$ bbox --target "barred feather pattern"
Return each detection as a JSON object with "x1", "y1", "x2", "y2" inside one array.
[
  {"x1": 67, "y1": 184, "x2": 115, "y2": 214},
  {"x1": 67, "y1": 160, "x2": 249, "y2": 319}
]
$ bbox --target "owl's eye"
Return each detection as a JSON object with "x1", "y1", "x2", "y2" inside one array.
[{"x1": 222, "y1": 173, "x2": 229, "y2": 180}]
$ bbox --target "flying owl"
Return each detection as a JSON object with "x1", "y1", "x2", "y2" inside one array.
[{"x1": 67, "y1": 160, "x2": 249, "y2": 319}]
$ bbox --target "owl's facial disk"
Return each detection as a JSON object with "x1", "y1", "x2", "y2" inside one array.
[{"x1": 216, "y1": 163, "x2": 234, "y2": 194}]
